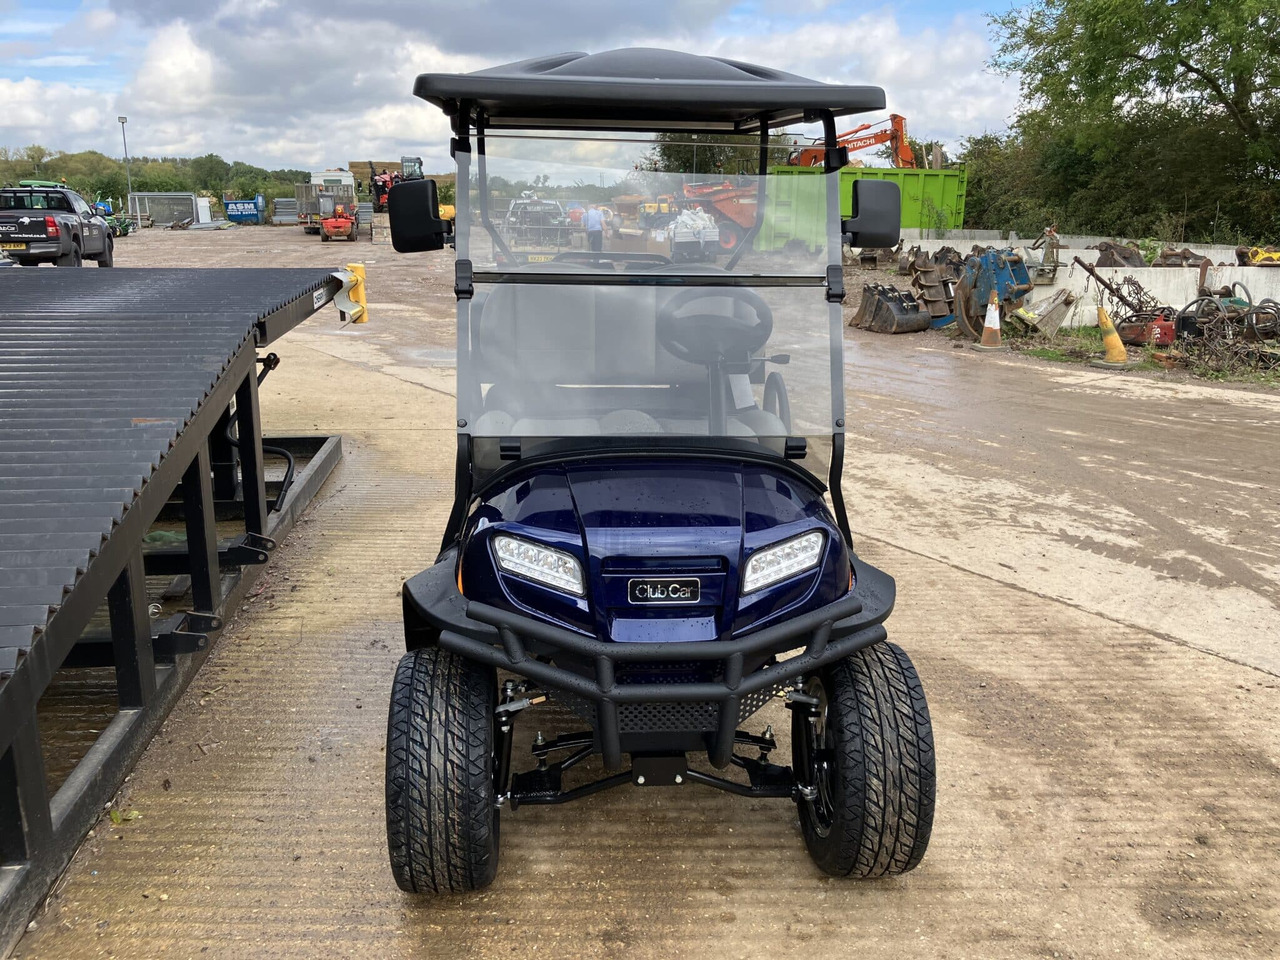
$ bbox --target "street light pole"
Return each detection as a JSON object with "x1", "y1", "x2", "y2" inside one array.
[{"x1": 118, "y1": 116, "x2": 132, "y2": 215}]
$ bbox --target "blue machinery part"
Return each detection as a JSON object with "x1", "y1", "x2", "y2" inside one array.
[{"x1": 954, "y1": 248, "x2": 1035, "y2": 340}]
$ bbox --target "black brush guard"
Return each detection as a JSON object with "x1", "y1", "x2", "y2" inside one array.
[{"x1": 402, "y1": 547, "x2": 895, "y2": 770}]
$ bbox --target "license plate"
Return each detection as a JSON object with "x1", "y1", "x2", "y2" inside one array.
[
  {"x1": 0, "y1": 243, "x2": 25, "y2": 250},
  {"x1": 628, "y1": 578, "x2": 700, "y2": 605}
]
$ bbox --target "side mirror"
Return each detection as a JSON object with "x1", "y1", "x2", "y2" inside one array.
[
  {"x1": 389, "y1": 178, "x2": 451, "y2": 253},
  {"x1": 842, "y1": 179, "x2": 900, "y2": 249}
]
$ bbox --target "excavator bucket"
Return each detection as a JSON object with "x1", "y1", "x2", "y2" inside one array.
[
  {"x1": 850, "y1": 283, "x2": 876, "y2": 327},
  {"x1": 856, "y1": 283, "x2": 930, "y2": 334},
  {"x1": 907, "y1": 251, "x2": 954, "y2": 320},
  {"x1": 1093, "y1": 241, "x2": 1146, "y2": 268}
]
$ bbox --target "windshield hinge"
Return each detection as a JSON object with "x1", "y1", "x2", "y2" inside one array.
[
  {"x1": 825, "y1": 265, "x2": 845, "y2": 303},
  {"x1": 450, "y1": 137, "x2": 470, "y2": 157},
  {"x1": 455, "y1": 259, "x2": 474, "y2": 300},
  {"x1": 784, "y1": 437, "x2": 807, "y2": 460}
]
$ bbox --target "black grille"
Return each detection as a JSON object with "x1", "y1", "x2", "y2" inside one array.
[
  {"x1": 615, "y1": 661, "x2": 722, "y2": 686},
  {"x1": 619, "y1": 700, "x2": 719, "y2": 733}
]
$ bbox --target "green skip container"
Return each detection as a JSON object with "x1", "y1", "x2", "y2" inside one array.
[{"x1": 758, "y1": 165, "x2": 968, "y2": 251}]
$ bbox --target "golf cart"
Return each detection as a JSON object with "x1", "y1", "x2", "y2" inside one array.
[{"x1": 385, "y1": 48, "x2": 935, "y2": 892}]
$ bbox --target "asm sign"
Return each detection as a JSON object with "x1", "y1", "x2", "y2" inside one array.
[{"x1": 224, "y1": 198, "x2": 264, "y2": 223}]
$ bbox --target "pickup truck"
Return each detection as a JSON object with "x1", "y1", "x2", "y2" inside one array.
[{"x1": 0, "y1": 183, "x2": 114, "y2": 266}]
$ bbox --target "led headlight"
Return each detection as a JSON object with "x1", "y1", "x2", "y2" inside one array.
[
  {"x1": 742, "y1": 530, "x2": 825, "y2": 594},
  {"x1": 492, "y1": 534, "x2": 585, "y2": 596}
]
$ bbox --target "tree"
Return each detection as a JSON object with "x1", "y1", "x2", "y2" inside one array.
[
  {"x1": 880, "y1": 138, "x2": 951, "y2": 169},
  {"x1": 642, "y1": 133, "x2": 794, "y2": 175},
  {"x1": 975, "y1": 0, "x2": 1280, "y2": 242},
  {"x1": 190, "y1": 153, "x2": 231, "y2": 192},
  {"x1": 991, "y1": 0, "x2": 1279, "y2": 167}
]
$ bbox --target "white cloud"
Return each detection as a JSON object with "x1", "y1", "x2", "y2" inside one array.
[
  {"x1": 19, "y1": 54, "x2": 101, "y2": 67},
  {"x1": 0, "y1": 18, "x2": 60, "y2": 37},
  {"x1": 699, "y1": 12, "x2": 1015, "y2": 147},
  {"x1": 126, "y1": 21, "x2": 215, "y2": 114},
  {"x1": 0, "y1": 77, "x2": 114, "y2": 143},
  {"x1": 0, "y1": 5, "x2": 1017, "y2": 169},
  {"x1": 78, "y1": 8, "x2": 119, "y2": 33}
]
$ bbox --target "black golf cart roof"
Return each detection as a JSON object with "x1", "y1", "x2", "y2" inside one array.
[{"x1": 414, "y1": 48, "x2": 885, "y2": 132}]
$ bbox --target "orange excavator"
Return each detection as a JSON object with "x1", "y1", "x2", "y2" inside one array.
[{"x1": 787, "y1": 113, "x2": 916, "y2": 168}]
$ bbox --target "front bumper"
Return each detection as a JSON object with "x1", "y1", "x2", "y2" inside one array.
[{"x1": 402, "y1": 548, "x2": 895, "y2": 770}]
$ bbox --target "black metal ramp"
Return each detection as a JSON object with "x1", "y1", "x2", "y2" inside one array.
[
  {"x1": 0, "y1": 267, "x2": 340, "y2": 345},
  {"x1": 0, "y1": 267, "x2": 346, "y2": 955}
]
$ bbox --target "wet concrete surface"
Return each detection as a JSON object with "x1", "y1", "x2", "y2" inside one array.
[
  {"x1": 13, "y1": 227, "x2": 1278, "y2": 959},
  {"x1": 841, "y1": 328, "x2": 1280, "y2": 675}
]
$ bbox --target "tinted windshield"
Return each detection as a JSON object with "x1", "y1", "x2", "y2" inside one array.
[
  {"x1": 463, "y1": 133, "x2": 833, "y2": 277},
  {"x1": 0, "y1": 191, "x2": 72, "y2": 211},
  {"x1": 454, "y1": 129, "x2": 843, "y2": 472},
  {"x1": 463, "y1": 279, "x2": 835, "y2": 428}
]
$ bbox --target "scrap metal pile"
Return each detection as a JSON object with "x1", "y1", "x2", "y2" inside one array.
[
  {"x1": 1074, "y1": 256, "x2": 1280, "y2": 369},
  {"x1": 851, "y1": 241, "x2": 1062, "y2": 339},
  {"x1": 1239, "y1": 245, "x2": 1280, "y2": 267},
  {"x1": 1089, "y1": 240, "x2": 1279, "y2": 270}
]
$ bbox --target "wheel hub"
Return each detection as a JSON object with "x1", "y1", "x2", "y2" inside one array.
[{"x1": 801, "y1": 677, "x2": 837, "y2": 838}]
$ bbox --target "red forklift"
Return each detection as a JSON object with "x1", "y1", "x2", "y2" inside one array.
[{"x1": 319, "y1": 196, "x2": 360, "y2": 242}]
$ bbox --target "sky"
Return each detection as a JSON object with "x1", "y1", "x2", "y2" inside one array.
[{"x1": 0, "y1": 0, "x2": 1020, "y2": 173}]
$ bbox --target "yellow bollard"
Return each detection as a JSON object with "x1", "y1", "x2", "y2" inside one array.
[
  {"x1": 344, "y1": 262, "x2": 368, "y2": 323},
  {"x1": 970, "y1": 288, "x2": 1009, "y2": 352},
  {"x1": 1090, "y1": 305, "x2": 1137, "y2": 369}
]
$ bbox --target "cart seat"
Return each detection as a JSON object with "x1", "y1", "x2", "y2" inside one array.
[
  {"x1": 470, "y1": 283, "x2": 784, "y2": 439},
  {"x1": 474, "y1": 283, "x2": 728, "y2": 388}
]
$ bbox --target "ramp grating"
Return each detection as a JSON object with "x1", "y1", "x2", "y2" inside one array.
[{"x1": 0, "y1": 267, "x2": 345, "y2": 956}]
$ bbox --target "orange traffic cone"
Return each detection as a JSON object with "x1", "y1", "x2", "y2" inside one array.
[
  {"x1": 970, "y1": 289, "x2": 1008, "y2": 351},
  {"x1": 1090, "y1": 305, "x2": 1138, "y2": 369}
]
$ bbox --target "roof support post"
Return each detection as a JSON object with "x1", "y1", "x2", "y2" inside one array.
[
  {"x1": 821, "y1": 110, "x2": 842, "y2": 172},
  {"x1": 725, "y1": 121, "x2": 770, "y2": 271}
]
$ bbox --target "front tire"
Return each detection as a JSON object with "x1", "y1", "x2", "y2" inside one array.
[
  {"x1": 385, "y1": 647, "x2": 499, "y2": 894},
  {"x1": 716, "y1": 220, "x2": 742, "y2": 253},
  {"x1": 793, "y1": 641, "x2": 936, "y2": 877}
]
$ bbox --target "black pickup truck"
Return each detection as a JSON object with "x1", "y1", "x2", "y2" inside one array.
[{"x1": 0, "y1": 184, "x2": 113, "y2": 266}]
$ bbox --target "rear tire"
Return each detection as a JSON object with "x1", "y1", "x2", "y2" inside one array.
[
  {"x1": 385, "y1": 647, "x2": 499, "y2": 894},
  {"x1": 793, "y1": 641, "x2": 935, "y2": 877},
  {"x1": 56, "y1": 242, "x2": 81, "y2": 267},
  {"x1": 96, "y1": 239, "x2": 114, "y2": 267}
]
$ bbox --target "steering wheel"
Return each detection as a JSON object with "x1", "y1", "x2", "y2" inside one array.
[{"x1": 656, "y1": 287, "x2": 774, "y2": 365}]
